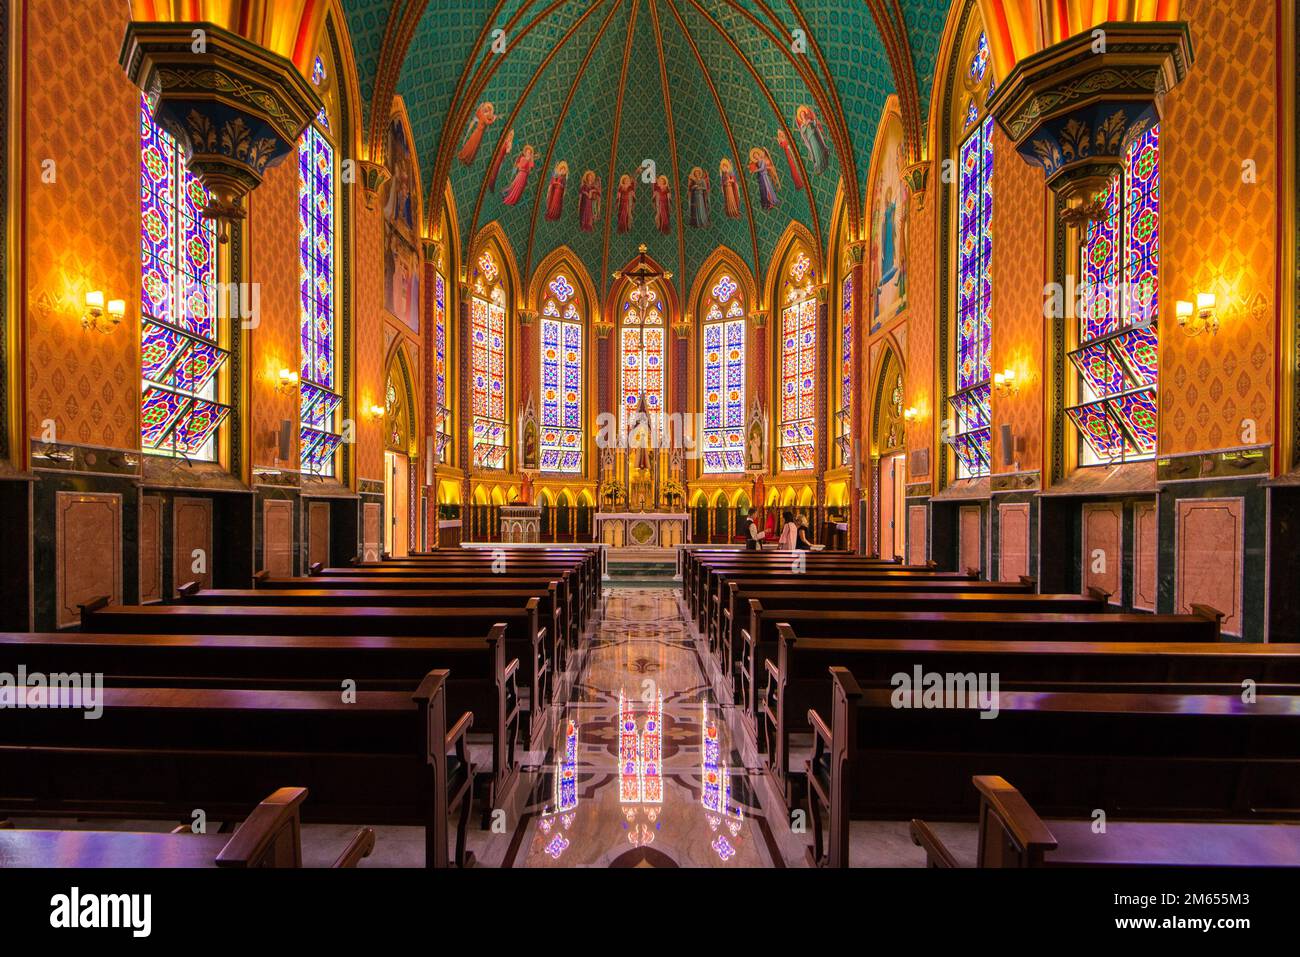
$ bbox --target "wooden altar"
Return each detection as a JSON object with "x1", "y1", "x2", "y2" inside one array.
[{"x1": 595, "y1": 512, "x2": 690, "y2": 548}]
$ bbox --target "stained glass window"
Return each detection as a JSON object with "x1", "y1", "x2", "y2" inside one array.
[
  {"x1": 949, "y1": 113, "x2": 994, "y2": 478},
  {"x1": 836, "y1": 272, "x2": 854, "y2": 466},
  {"x1": 472, "y1": 251, "x2": 509, "y2": 470},
  {"x1": 539, "y1": 273, "x2": 584, "y2": 473},
  {"x1": 139, "y1": 94, "x2": 230, "y2": 460},
  {"x1": 1067, "y1": 125, "x2": 1161, "y2": 465},
  {"x1": 778, "y1": 250, "x2": 817, "y2": 471},
  {"x1": 433, "y1": 270, "x2": 451, "y2": 463},
  {"x1": 298, "y1": 56, "x2": 342, "y2": 476},
  {"x1": 620, "y1": 283, "x2": 665, "y2": 432},
  {"x1": 701, "y1": 273, "x2": 746, "y2": 474}
]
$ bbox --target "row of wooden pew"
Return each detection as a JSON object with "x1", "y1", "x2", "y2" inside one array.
[
  {"x1": 0, "y1": 547, "x2": 602, "y2": 868},
  {"x1": 683, "y1": 548, "x2": 1300, "y2": 868}
]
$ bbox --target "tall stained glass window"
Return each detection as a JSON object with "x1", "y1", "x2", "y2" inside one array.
[
  {"x1": 471, "y1": 250, "x2": 509, "y2": 469},
  {"x1": 620, "y1": 283, "x2": 665, "y2": 429},
  {"x1": 701, "y1": 272, "x2": 746, "y2": 474},
  {"x1": 539, "y1": 272, "x2": 584, "y2": 473},
  {"x1": 1066, "y1": 125, "x2": 1161, "y2": 465},
  {"x1": 433, "y1": 269, "x2": 451, "y2": 463},
  {"x1": 299, "y1": 56, "x2": 342, "y2": 476},
  {"x1": 837, "y1": 271, "x2": 854, "y2": 466},
  {"x1": 777, "y1": 250, "x2": 817, "y2": 471},
  {"x1": 139, "y1": 94, "x2": 230, "y2": 460}
]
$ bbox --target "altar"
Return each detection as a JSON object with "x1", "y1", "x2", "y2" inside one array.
[{"x1": 595, "y1": 512, "x2": 690, "y2": 549}]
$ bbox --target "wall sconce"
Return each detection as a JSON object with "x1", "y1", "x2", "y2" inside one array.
[
  {"x1": 82, "y1": 291, "x2": 125, "y2": 333},
  {"x1": 276, "y1": 368, "x2": 299, "y2": 394},
  {"x1": 903, "y1": 407, "x2": 918, "y2": 423},
  {"x1": 993, "y1": 369, "x2": 1019, "y2": 396},
  {"x1": 1176, "y1": 294, "x2": 1218, "y2": 337},
  {"x1": 368, "y1": 404, "x2": 386, "y2": 420}
]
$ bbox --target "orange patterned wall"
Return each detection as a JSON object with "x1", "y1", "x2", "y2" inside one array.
[
  {"x1": 903, "y1": 190, "x2": 936, "y2": 486},
  {"x1": 989, "y1": 123, "x2": 1045, "y2": 474},
  {"x1": 1159, "y1": 0, "x2": 1277, "y2": 455},
  {"x1": 248, "y1": 158, "x2": 301, "y2": 470},
  {"x1": 24, "y1": 0, "x2": 139, "y2": 450},
  {"x1": 353, "y1": 195, "x2": 387, "y2": 484}
]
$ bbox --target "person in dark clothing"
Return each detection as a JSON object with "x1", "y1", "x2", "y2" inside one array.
[{"x1": 744, "y1": 507, "x2": 765, "y2": 550}]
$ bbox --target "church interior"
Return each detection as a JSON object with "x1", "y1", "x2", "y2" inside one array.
[{"x1": 2, "y1": 0, "x2": 1300, "y2": 890}]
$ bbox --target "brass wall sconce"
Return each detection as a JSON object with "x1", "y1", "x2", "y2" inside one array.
[
  {"x1": 83, "y1": 291, "x2": 125, "y2": 333},
  {"x1": 993, "y1": 368, "x2": 1019, "y2": 396},
  {"x1": 903, "y1": 407, "x2": 918, "y2": 423},
  {"x1": 1176, "y1": 293, "x2": 1218, "y2": 337},
  {"x1": 367, "y1": 404, "x2": 386, "y2": 420},
  {"x1": 275, "y1": 368, "x2": 300, "y2": 394}
]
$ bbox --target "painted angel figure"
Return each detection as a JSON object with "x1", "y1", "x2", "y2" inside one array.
[
  {"x1": 458, "y1": 101, "x2": 497, "y2": 166},
  {"x1": 616, "y1": 174, "x2": 636, "y2": 234},
  {"x1": 686, "y1": 166, "x2": 710, "y2": 228},
  {"x1": 748, "y1": 146, "x2": 780, "y2": 211},
  {"x1": 486, "y1": 127, "x2": 514, "y2": 194},
  {"x1": 796, "y1": 104, "x2": 830, "y2": 175},
  {"x1": 652, "y1": 174, "x2": 673, "y2": 235},
  {"x1": 776, "y1": 129, "x2": 806, "y2": 191},
  {"x1": 578, "y1": 170, "x2": 602, "y2": 232},
  {"x1": 719, "y1": 158, "x2": 742, "y2": 220},
  {"x1": 501, "y1": 143, "x2": 537, "y2": 206},
  {"x1": 545, "y1": 161, "x2": 568, "y2": 221}
]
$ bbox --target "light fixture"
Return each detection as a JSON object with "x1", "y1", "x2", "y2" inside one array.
[
  {"x1": 993, "y1": 368, "x2": 1019, "y2": 396},
  {"x1": 368, "y1": 404, "x2": 386, "y2": 419},
  {"x1": 1177, "y1": 293, "x2": 1218, "y2": 337},
  {"x1": 903, "y1": 407, "x2": 918, "y2": 423},
  {"x1": 82, "y1": 290, "x2": 124, "y2": 333},
  {"x1": 276, "y1": 368, "x2": 299, "y2": 393}
]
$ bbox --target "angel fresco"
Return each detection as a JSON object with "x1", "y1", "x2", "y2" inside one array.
[
  {"x1": 486, "y1": 128, "x2": 514, "y2": 194},
  {"x1": 458, "y1": 101, "x2": 497, "y2": 166},
  {"x1": 617, "y1": 174, "x2": 636, "y2": 233},
  {"x1": 545, "y1": 161, "x2": 568, "y2": 221},
  {"x1": 501, "y1": 143, "x2": 537, "y2": 206},
  {"x1": 719, "y1": 158, "x2": 742, "y2": 220},
  {"x1": 578, "y1": 170, "x2": 602, "y2": 232},
  {"x1": 686, "y1": 166, "x2": 710, "y2": 228},
  {"x1": 748, "y1": 146, "x2": 780, "y2": 211},
  {"x1": 653, "y1": 175, "x2": 673, "y2": 234},
  {"x1": 796, "y1": 104, "x2": 830, "y2": 176},
  {"x1": 775, "y1": 130, "x2": 806, "y2": 191}
]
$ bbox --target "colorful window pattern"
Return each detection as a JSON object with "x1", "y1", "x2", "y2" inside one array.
[
  {"x1": 139, "y1": 94, "x2": 230, "y2": 460},
  {"x1": 778, "y1": 251, "x2": 817, "y2": 471},
  {"x1": 471, "y1": 252, "x2": 508, "y2": 470},
  {"x1": 539, "y1": 273, "x2": 584, "y2": 473},
  {"x1": 701, "y1": 273, "x2": 746, "y2": 474},
  {"x1": 949, "y1": 113, "x2": 994, "y2": 478},
  {"x1": 298, "y1": 57, "x2": 341, "y2": 476},
  {"x1": 620, "y1": 284, "x2": 665, "y2": 429},
  {"x1": 433, "y1": 271, "x2": 451, "y2": 463},
  {"x1": 1066, "y1": 125, "x2": 1161, "y2": 464},
  {"x1": 837, "y1": 273, "x2": 854, "y2": 465}
]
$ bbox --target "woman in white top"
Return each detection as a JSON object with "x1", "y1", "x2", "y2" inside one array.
[{"x1": 777, "y1": 510, "x2": 798, "y2": 550}]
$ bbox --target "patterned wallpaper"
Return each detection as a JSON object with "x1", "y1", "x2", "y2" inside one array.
[
  {"x1": 25, "y1": 0, "x2": 139, "y2": 450},
  {"x1": 354, "y1": 193, "x2": 387, "y2": 484},
  {"x1": 1159, "y1": 0, "x2": 1277, "y2": 456},
  {"x1": 903, "y1": 191, "x2": 935, "y2": 484}
]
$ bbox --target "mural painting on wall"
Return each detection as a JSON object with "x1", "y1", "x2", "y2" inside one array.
[
  {"x1": 520, "y1": 397, "x2": 539, "y2": 471},
  {"x1": 748, "y1": 147, "x2": 780, "y2": 210},
  {"x1": 578, "y1": 170, "x2": 602, "y2": 232},
  {"x1": 486, "y1": 128, "x2": 515, "y2": 194},
  {"x1": 686, "y1": 167, "x2": 710, "y2": 228},
  {"x1": 869, "y1": 112, "x2": 909, "y2": 333},
  {"x1": 617, "y1": 174, "x2": 636, "y2": 233},
  {"x1": 545, "y1": 161, "x2": 568, "y2": 221},
  {"x1": 795, "y1": 105, "x2": 830, "y2": 176},
  {"x1": 775, "y1": 130, "x2": 806, "y2": 190},
  {"x1": 746, "y1": 399, "x2": 767, "y2": 471},
  {"x1": 458, "y1": 101, "x2": 497, "y2": 165},
  {"x1": 883, "y1": 370, "x2": 905, "y2": 451},
  {"x1": 502, "y1": 144, "x2": 538, "y2": 206},
  {"x1": 384, "y1": 116, "x2": 421, "y2": 334},
  {"x1": 719, "y1": 159, "x2": 741, "y2": 219},
  {"x1": 653, "y1": 175, "x2": 673, "y2": 234}
]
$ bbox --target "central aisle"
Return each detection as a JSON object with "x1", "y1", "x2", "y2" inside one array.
[{"x1": 502, "y1": 588, "x2": 799, "y2": 867}]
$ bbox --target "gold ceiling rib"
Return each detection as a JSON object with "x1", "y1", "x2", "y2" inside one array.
[
  {"x1": 598, "y1": 0, "x2": 644, "y2": 303},
  {"x1": 647, "y1": 0, "x2": 689, "y2": 308},
  {"x1": 366, "y1": 0, "x2": 426, "y2": 168}
]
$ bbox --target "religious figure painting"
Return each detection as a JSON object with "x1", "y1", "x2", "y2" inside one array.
[
  {"x1": 486, "y1": 127, "x2": 514, "y2": 194},
  {"x1": 686, "y1": 166, "x2": 710, "y2": 228},
  {"x1": 501, "y1": 143, "x2": 537, "y2": 206},
  {"x1": 719, "y1": 158, "x2": 742, "y2": 220},
  {"x1": 775, "y1": 130, "x2": 806, "y2": 191},
  {"x1": 653, "y1": 175, "x2": 673, "y2": 234},
  {"x1": 748, "y1": 146, "x2": 780, "y2": 211},
  {"x1": 578, "y1": 170, "x2": 602, "y2": 232},
  {"x1": 545, "y1": 161, "x2": 568, "y2": 221},
  {"x1": 617, "y1": 174, "x2": 636, "y2": 233},
  {"x1": 869, "y1": 112, "x2": 909, "y2": 331},
  {"x1": 383, "y1": 116, "x2": 420, "y2": 333},
  {"x1": 458, "y1": 101, "x2": 497, "y2": 165},
  {"x1": 795, "y1": 104, "x2": 830, "y2": 176}
]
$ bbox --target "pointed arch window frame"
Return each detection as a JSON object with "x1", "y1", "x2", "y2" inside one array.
[
  {"x1": 700, "y1": 270, "x2": 747, "y2": 475},
  {"x1": 777, "y1": 248, "x2": 818, "y2": 473},
  {"x1": 471, "y1": 249, "x2": 510, "y2": 471},
  {"x1": 539, "y1": 270, "x2": 585, "y2": 474}
]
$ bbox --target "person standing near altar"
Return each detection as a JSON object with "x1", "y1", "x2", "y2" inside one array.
[{"x1": 744, "y1": 508, "x2": 766, "y2": 551}]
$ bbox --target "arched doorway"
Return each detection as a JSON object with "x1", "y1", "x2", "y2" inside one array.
[
  {"x1": 871, "y1": 348, "x2": 906, "y2": 560},
  {"x1": 383, "y1": 344, "x2": 419, "y2": 557},
  {"x1": 556, "y1": 491, "x2": 573, "y2": 543},
  {"x1": 691, "y1": 492, "x2": 709, "y2": 544},
  {"x1": 711, "y1": 491, "x2": 731, "y2": 544}
]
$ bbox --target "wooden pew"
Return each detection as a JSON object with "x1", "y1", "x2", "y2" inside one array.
[
  {"x1": 0, "y1": 671, "x2": 473, "y2": 868},
  {"x1": 0, "y1": 788, "x2": 375, "y2": 868},
  {"x1": 911, "y1": 775, "x2": 1300, "y2": 868},
  {"x1": 805, "y1": 669, "x2": 1300, "y2": 867},
  {"x1": 82, "y1": 599, "x2": 554, "y2": 750},
  {"x1": 740, "y1": 602, "x2": 1222, "y2": 734},
  {"x1": 768, "y1": 626, "x2": 1300, "y2": 803},
  {"x1": 0, "y1": 626, "x2": 524, "y2": 820}
]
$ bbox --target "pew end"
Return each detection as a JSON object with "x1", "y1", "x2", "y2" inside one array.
[
  {"x1": 1018, "y1": 575, "x2": 1038, "y2": 591},
  {"x1": 1085, "y1": 585, "x2": 1112, "y2": 604},
  {"x1": 214, "y1": 786, "x2": 308, "y2": 868},
  {"x1": 177, "y1": 580, "x2": 201, "y2": 598},
  {"x1": 331, "y1": 828, "x2": 377, "y2": 868},
  {"x1": 909, "y1": 820, "x2": 963, "y2": 868},
  {"x1": 78, "y1": 595, "x2": 112, "y2": 626},
  {"x1": 1192, "y1": 604, "x2": 1226, "y2": 635},
  {"x1": 973, "y1": 775, "x2": 1058, "y2": 868}
]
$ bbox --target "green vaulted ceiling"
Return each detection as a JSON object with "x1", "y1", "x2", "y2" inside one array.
[{"x1": 343, "y1": 0, "x2": 955, "y2": 301}]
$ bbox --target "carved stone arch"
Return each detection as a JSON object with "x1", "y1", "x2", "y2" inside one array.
[
  {"x1": 765, "y1": 220, "x2": 822, "y2": 311},
  {"x1": 382, "y1": 338, "x2": 420, "y2": 458},
  {"x1": 688, "y1": 245, "x2": 756, "y2": 319},
  {"x1": 530, "y1": 245, "x2": 599, "y2": 318},
  {"x1": 468, "y1": 220, "x2": 523, "y2": 309},
  {"x1": 871, "y1": 345, "x2": 907, "y2": 457}
]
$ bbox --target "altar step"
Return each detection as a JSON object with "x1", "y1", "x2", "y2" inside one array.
[{"x1": 605, "y1": 548, "x2": 679, "y2": 586}]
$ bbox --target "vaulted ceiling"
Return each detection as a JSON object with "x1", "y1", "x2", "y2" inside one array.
[{"x1": 343, "y1": 0, "x2": 952, "y2": 302}]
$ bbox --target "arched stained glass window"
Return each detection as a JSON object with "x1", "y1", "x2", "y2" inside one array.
[
  {"x1": 471, "y1": 250, "x2": 509, "y2": 470},
  {"x1": 837, "y1": 268, "x2": 854, "y2": 466},
  {"x1": 299, "y1": 55, "x2": 342, "y2": 476},
  {"x1": 139, "y1": 94, "x2": 229, "y2": 460},
  {"x1": 539, "y1": 272, "x2": 584, "y2": 473},
  {"x1": 620, "y1": 283, "x2": 665, "y2": 429},
  {"x1": 777, "y1": 249, "x2": 817, "y2": 471},
  {"x1": 1066, "y1": 125, "x2": 1160, "y2": 465},
  {"x1": 701, "y1": 272, "x2": 746, "y2": 474},
  {"x1": 948, "y1": 31, "x2": 995, "y2": 479},
  {"x1": 433, "y1": 268, "x2": 451, "y2": 463}
]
